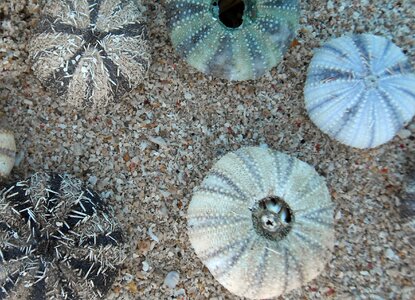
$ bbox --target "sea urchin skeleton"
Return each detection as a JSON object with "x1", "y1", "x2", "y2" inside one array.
[
  {"x1": 304, "y1": 34, "x2": 415, "y2": 148},
  {"x1": 29, "y1": 0, "x2": 151, "y2": 108},
  {"x1": 188, "y1": 146, "x2": 334, "y2": 299},
  {"x1": 0, "y1": 173, "x2": 124, "y2": 299},
  {"x1": 166, "y1": 0, "x2": 299, "y2": 80}
]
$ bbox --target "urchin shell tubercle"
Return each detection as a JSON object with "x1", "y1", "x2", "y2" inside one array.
[
  {"x1": 0, "y1": 129, "x2": 16, "y2": 177},
  {"x1": 305, "y1": 33, "x2": 415, "y2": 149},
  {"x1": 187, "y1": 146, "x2": 334, "y2": 299},
  {"x1": 0, "y1": 173, "x2": 125, "y2": 299},
  {"x1": 166, "y1": 0, "x2": 299, "y2": 80},
  {"x1": 29, "y1": 0, "x2": 151, "y2": 108}
]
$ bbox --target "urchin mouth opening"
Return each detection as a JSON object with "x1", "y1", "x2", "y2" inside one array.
[
  {"x1": 364, "y1": 74, "x2": 379, "y2": 89},
  {"x1": 251, "y1": 196, "x2": 294, "y2": 241},
  {"x1": 83, "y1": 28, "x2": 106, "y2": 47},
  {"x1": 212, "y1": 0, "x2": 256, "y2": 29}
]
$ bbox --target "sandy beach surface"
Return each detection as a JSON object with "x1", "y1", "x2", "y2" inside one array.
[{"x1": 1, "y1": 0, "x2": 414, "y2": 299}]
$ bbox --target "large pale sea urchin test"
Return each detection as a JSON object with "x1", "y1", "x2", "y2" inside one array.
[
  {"x1": 187, "y1": 147, "x2": 334, "y2": 299},
  {"x1": 305, "y1": 33, "x2": 415, "y2": 149},
  {"x1": 29, "y1": 0, "x2": 151, "y2": 108},
  {"x1": 0, "y1": 173, "x2": 124, "y2": 299},
  {"x1": 165, "y1": 0, "x2": 299, "y2": 81}
]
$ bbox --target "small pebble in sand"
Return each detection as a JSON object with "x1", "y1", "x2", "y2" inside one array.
[
  {"x1": 0, "y1": 128, "x2": 16, "y2": 177},
  {"x1": 163, "y1": 271, "x2": 180, "y2": 289},
  {"x1": 142, "y1": 260, "x2": 150, "y2": 272}
]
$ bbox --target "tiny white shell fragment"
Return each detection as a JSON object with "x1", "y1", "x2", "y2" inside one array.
[
  {"x1": 163, "y1": 271, "x2": 180, "y2": 289},
  {"x1": 0, "y1": 128, "x2": 16, "y2": 177},
  {"x1": 385, "y1": 248, "x2": 400, "y2": 261},
  {"x1": 305, "y1": 34, "x2": 415, "y2": 149},
  {"x1": 148, "y1": 136, "x2": 167, "y2": 147},
  {"x1": 142, "y1": 260, "x2": 150, "y2": 272},
  {"x1": 147, "y1": 226, "x2": 159, "y2": 243}
]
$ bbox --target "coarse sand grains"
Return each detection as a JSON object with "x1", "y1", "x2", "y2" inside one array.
[{"x1": 1, "y1": 0, "x2": 414, "y2": 299}]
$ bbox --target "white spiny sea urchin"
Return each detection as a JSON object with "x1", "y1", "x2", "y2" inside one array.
[
  {"x1": 29, "y1": 0, "x2": 151, "y2": 108},
  {"x1": 0, "y1": 173, "x2": 124, "y2": 299},
  {"x1": 305, "y1": 33, "x2": 415, "y2": 149},
  {"x1": 187, "y1": 146, "x2": 334, "y2": 299}
]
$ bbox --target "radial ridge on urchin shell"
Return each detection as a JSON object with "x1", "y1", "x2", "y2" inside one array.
[
  {"x1": 0, "y1": 173, "x2": 125, "y2": 299},
  {"x1": 29, "y1": 0, "x2": 151, "y2": 108},
  {"x1": 304, "y1": 33, "x2": 415, "y2": 149},
  {"x1": 187, "y1": 146, "x2": 334, "y2": 299},
  {"x1": 165, "y1": 0, "x2": 299, "y2": 81}
]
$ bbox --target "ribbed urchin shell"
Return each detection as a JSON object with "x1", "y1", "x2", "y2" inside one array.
[
  {"x1": 0, "y1": 173, "x2": 124, "y2": 299},
  {"x1": 305, "y1": 33, "x2": 415, "y2": 149},
  {"x1": 0, "y1": 128, "x2": 16, "y2": 177},
  {"x1": 29, "y1": 0, "x2": 151, "y2": 108},
  {"x1": 187, "y1": 146, "x2": 334, "y2": 299},
  {"x1": 165, "y1": 0, "x2": 299, "y2": 81}
]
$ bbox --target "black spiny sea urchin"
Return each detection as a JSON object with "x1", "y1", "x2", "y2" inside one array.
[{"x1": 0, "y1": 173, "x2": 124, "y2": 299}]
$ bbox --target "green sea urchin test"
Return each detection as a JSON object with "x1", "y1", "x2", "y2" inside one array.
[{"x1": 166, "y1": 0, "x2": 299, "y2": 80}]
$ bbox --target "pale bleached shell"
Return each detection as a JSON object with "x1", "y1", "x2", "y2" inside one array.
[
  {"x1": 163, "y1": 271, "x2": 180, "y2": 289},
  {"x1": 187, "y1": 146, "x2": 334, "y2": 299},
  {"x1": 0, "y1": 129, "x2": 16, "y2": 177},
  {"x1": 305, "y1": 33, "x2": 415, "y2": 149}
]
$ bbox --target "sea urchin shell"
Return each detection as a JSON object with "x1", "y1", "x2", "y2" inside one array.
[
  {"x1": 305, "y1": 33, "x2": 415, "y2": 149},
  {"x1": 187, "y1": 146, "x2": 334, "y2": 299},
  {"x1": 166, "y1": 0, "x2": 299, "y2": 80},
  {"x1": 0, "y1": 173, "x2": 124, "y2": 299},
  {"x1": 29, "y1": 0, "x2": 151, "y2": 108},
  {"x1": 0, "y1": 128, "x2": 16, "y2": 178}
]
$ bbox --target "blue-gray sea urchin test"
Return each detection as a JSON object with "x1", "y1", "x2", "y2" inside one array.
[
  {"x1": 304, "y1": 33, "x2": 415, "y2": 149},
  {"x1": 0, "y1": 173, "x2": 124, "y2": 299},
  {"x1": 187, "y1": 146, "x2": 334, "y2": 299},
  {"x1": 165, "y1": 0, "x2": 299, "y2": 81},
  {"x1": 28, "y1": 0, "x2": 151, "y2": 108}
]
